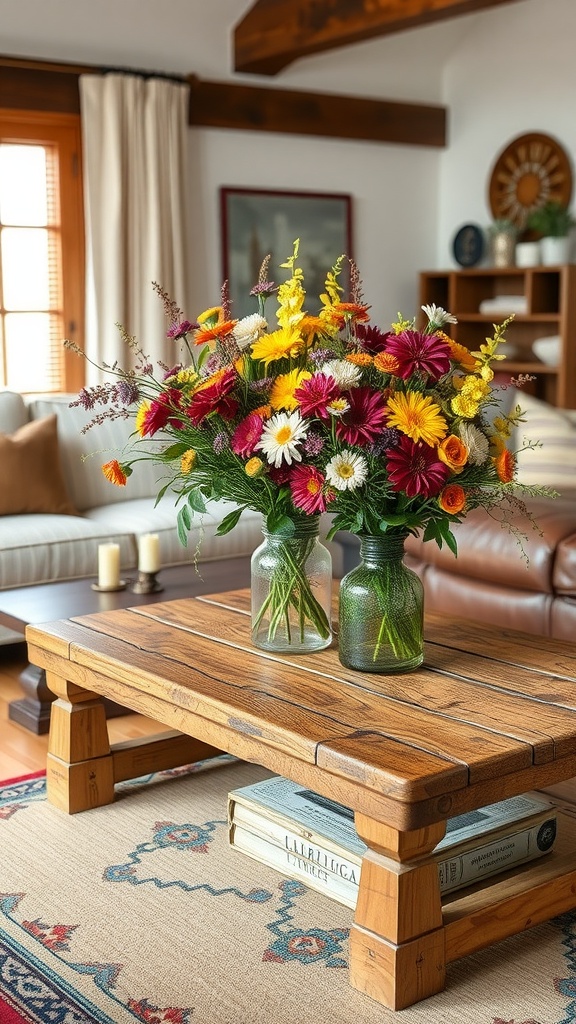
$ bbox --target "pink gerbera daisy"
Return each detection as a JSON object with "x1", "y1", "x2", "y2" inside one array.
[
  {"x1": 386, "y1": 434, "x2": 449, "y2": 498},
  {"x1": 384, "y1": 330, "x2": 452, "y2": 382},
  {"x1": 335, "y1": 386, "x2": 387, "y2": 446},
  {"x1": 289, "y1": 465, "x2": 330, "y2": 514},
  {"x1": 293, "y1": 373, "x2": 340, "y2": 420},
  {"x1": 231, "y1": 412, "x2": 264, "y2": 458}
]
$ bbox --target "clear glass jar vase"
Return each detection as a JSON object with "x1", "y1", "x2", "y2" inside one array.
[
  {"x1": 338, "y1": 532, "x2": 424, "y2": 673},
  {"x1": 251, "y1": 518, "x2": 332, "y2": 654}
]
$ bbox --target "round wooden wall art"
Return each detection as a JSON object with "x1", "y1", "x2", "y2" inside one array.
[{"x1": 488, "y1": 132, "x2": 573, "y2": 228}]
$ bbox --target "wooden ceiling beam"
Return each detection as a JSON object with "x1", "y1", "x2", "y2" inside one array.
[
  {"x1": 187, "y1": 74, "x2": 446, "y2": 147},
  {"x1": 234, "y1": 0, "x2": 525, "y2": 75}
]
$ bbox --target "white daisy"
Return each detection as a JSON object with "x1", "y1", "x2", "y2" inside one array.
[
  {"x1": 320, "y1": 359, "x2": 361, "y2": 389},
  {"x1": 421, "y1": 303, "x2": 458, "y2": 328},
  {"x1": 233, "y1": 313, "x2": 268, "y2": 349},
  {"x1": 257, "y1": 410, "x2": 307, "y2": 468},
  {"x1": 325, "y1": 450, "x2": 368, "y2": 491},
  {"x1": 458, "y1": 421, "x2": 489, "y2": 465},
  {"x1": 326, "y1": 397, "x2": 350, "y2": 418}
]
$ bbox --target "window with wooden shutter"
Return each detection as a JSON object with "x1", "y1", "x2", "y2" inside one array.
[{"x1": 0, "y1": 109, "x2": 85, "y2": 394}]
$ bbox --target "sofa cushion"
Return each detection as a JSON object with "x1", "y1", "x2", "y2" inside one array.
[
  {"x1": 0, "y1": 390, "x2": 28, "y2": 434},
  {"x1": 0, "y1": 415, "x2": 78, "y2": 516},
  {"x1": 513, "y1": 390, "x2": 576, "y2": 492},
  {"x1": 28, "y1": 396, "x2": 163, "y2": 512},
  {"x1": 84, "y1": 496, "x2": 265, "y2": 566},
  {"x1": 404, "y1": 493, "x2": 576, "y2": 595},
  {"x1": 0, "y1": 513, "x2": 136, "y2": 590}
]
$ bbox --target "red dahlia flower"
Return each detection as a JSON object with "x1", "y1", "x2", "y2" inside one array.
[
  {"x1": 186, "y1": 369, "x2": 239, "y2": 426},
  {"x1": 355, "y1": 324, "x2": 394, "y2": 354},
  {"x1": 386, "y1": 435, "x2": 449, "y2": 498},
  {"x1": 140, "y1": 389, "x2": 184, "y2": 436},
  {"x1": 293, "y1": 373, "x2": 340, "y2": 420},
  {"x1": 384, "y1": 330, "x2": 452, "y2": 382},
  {"x1": 335, "y1": 386, "x2": 387, "y2": 446}
]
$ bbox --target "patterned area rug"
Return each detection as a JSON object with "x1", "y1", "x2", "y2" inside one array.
[{"x1": 1, "y1": 759, "x2": 575, "y2": 1024}]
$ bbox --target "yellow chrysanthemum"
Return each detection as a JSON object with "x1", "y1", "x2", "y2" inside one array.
[
  {"x1": 386, "y1": 391, "x2": 448, "y2": 446},
  {"x1": 251, "y1": 327, "x2": 304, "y2": 366},
  {"x1": 460, "y1": 374, "x2": 491, "y2": 401},
  {"x1": 451, "y1": 393, "x2": 480, "y2": 419},
  {"x1": 135, "y1": 401, "x2": 150, "y2": 437},
  {"x1": 300, "y1": 314, "x2": 331, "y2": 340},
  {"x1": 181, "y1": 449, "x2": 197, "y2": 474},
  {"x1": 270, "y1": 368, "x2": 311, "y2": 411}
]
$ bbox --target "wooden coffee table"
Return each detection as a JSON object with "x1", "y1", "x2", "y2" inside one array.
[
  {"x1": 1, "y1": 557, "x2": 250, "y2": 732},
  {"x1": 26, "y1": 592, "x2": 576, "y2": 1011}
]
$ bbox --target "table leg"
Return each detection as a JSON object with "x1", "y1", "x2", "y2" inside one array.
[
  {"x1": 45, "y1": 670, "x2": 115, "y2": 814},
  {"x1": 349, "y1": 813, "x2": 447, "y2": 1010}
]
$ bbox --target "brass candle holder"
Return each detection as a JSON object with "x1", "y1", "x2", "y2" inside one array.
[{"x1": 130, "y1": 570, "x2": 164, "y2": 595}]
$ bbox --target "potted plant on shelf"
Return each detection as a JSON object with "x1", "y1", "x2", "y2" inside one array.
[
  {"x1": 526, "y1": 201, "x2": 576, "y2": 265},
  {"x1": 487, "y1": 218, "x2": 517, "y2": 267}
]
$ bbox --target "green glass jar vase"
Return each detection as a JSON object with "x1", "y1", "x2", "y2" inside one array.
[
  {"x1": 338, "y1": 532, "x2": 424, "y2": 673},
  {"x1": 251, "y1": 517, "x2": 333, "y2": 654}
]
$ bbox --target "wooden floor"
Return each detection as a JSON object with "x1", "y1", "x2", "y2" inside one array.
[{"x1": 0, "y1": 644, "x2": 165, "y2": 781}]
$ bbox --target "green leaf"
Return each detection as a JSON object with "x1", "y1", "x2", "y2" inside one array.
[
  {"x1": 197, "y1": 345, "x2": 211, "y2": 372},
  {"x1": 161, "y1": 441, "x2": 190, "y2": 460},
  {"x1": 187, "y1": 488, "x2": 207, "y2": 514},
  {"x1": 266, "y1": 511, "x2": 295, "y2": 534},
  {"x1": 177, "y1": 504, "x2": 191, "y2": 546},
  {"x1": 216, "y1": 507, "x2": 244, "y2": 536}
]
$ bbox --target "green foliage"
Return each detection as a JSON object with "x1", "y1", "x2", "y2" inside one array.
[{"x1": 527, "y1": 201, "x2": 576, "y2": 238}]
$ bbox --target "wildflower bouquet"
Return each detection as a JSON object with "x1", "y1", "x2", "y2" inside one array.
[{"x1": 69, "y1": 241, "x2": 548, "y2": 658}]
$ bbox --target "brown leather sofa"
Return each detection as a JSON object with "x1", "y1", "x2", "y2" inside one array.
[
  {"x1": 334, "y1": 492, "x2": 576, "y2": 643},
  {"x1": 404, "y1": 494, "x2": 576, "y2": 642}
]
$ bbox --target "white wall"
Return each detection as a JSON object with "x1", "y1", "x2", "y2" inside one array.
[
  {"x1": 186, "y1": 127, "x2": 440, "y2": 326},
  {"x1": 438, "y1": 0, "x2": 576, "y2": 269}
]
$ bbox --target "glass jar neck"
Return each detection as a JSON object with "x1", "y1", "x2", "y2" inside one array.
[
  {"x1": 262, "y1": 516, "x2": 320, "y2": 542},
  {"x1": 359, "y1": 531, "x2": 407, "y2": 565}
]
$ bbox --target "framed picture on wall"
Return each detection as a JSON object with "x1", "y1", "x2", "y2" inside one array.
[{"x1": 220, "y1": 187, "x2": 353, "y2": 319}]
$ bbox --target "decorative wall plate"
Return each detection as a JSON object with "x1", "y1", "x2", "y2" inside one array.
[
  {"x1": 488, "y1": 132, "x2": 573, "y2": 229},
  {"x1": 452, "y1": 223, "x2": 484, "y2": 267}
]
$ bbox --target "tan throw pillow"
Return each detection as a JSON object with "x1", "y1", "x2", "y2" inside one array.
[{"x1": 0, "y1": 414, "x2": 78, "y2": 516}]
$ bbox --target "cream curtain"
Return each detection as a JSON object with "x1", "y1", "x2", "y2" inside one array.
[{"x1": 80, "y1": 73, "x2": 191, "y2": 380}]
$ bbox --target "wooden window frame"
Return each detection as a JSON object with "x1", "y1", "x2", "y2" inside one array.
[{"x1": 0, "y1": 108, "x2": 85, "y2": 392}]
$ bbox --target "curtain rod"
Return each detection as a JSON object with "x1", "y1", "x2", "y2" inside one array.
[{"x1": 0, "y1": 54, "x2": 187, "y2": 82}]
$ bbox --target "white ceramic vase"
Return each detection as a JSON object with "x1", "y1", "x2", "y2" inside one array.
[{"x1": 541, "y1": 236, "x2": 571, "y2": 266}]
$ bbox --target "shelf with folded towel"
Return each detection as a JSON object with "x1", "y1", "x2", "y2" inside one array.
[{"x1": 419, "y1": 265, "x2": 576, "y2": 409}]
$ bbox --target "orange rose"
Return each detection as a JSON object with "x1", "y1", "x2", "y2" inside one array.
[
  {"x1": 438, "y1": 483, "x2": 466, "y2": 515},
  {"x1": 437, "y1": 434, "x2": 468, "y2": 473}
]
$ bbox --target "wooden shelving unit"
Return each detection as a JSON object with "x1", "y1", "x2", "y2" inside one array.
[{"x1": 419, "y1": 265, "x2": 576, "y2": 408}]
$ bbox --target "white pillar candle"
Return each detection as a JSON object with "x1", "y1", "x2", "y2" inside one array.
[
  {"x1": 138, "y1": 533, "x2": 160, "y2": 573},
  {"x1": 98, "y1": 543, "x2": 121, "y2": 588}
]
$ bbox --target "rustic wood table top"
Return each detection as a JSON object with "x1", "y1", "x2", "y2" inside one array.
[{"x1": 26, "y1": 591, "x2": 576, "y2": 1011}]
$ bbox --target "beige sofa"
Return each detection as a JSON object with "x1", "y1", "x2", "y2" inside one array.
[{"x1": 0, "y1": 390, "x2": 268, "y2": 591}]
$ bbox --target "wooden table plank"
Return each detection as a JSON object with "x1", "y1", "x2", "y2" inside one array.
[
  {"x1": 129, "y1": 600, "x2": 571, "y2": 765},
  {"x1": 64, "y1": 605, "x2": 538, "y2": 787},
  {"x1": 424, "y1": 614, "x2": 576, "y2": 677}
]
